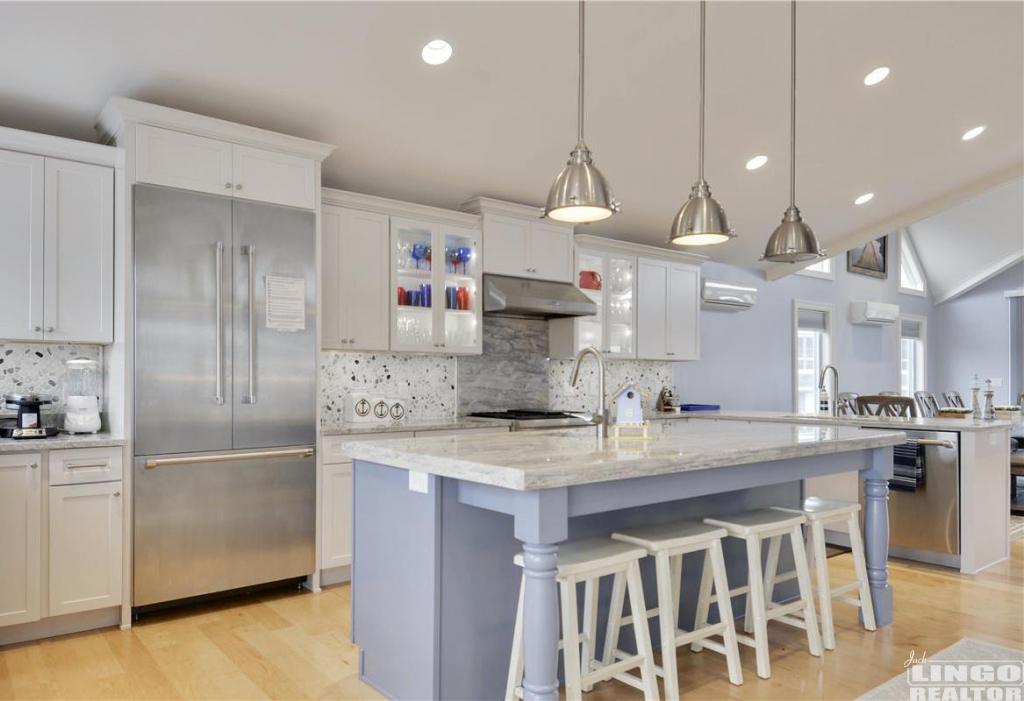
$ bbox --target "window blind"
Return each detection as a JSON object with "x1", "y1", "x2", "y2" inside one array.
[
  {"x1": 797, "y1": 309, "x2": 827, "y2": 331},
  {"x1": 901, "y1": 319, "x2": 921, "y2": 339}
]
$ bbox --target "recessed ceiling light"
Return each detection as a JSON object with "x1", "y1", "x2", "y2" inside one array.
[
  {"x1": 863, "y1": 66, "x2": 890, "y2": 86},
  {"x1": 961, "y1": 125, "x2": 986, "y2": 141},
  {"x1": 745, "y1": 155, "x2": 768, "y2": 170},
  {"x1": 421, "y1": 39, "x2": 452, "y2": 66},
  {"x1": 854, "y1": 192, "x2": 874, "y2": 205}
]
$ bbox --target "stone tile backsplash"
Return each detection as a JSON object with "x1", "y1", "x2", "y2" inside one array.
[
  {"x1": 0, "y1": 343, "x2": 104, "y2": 416},
  {"x1": 549, "y1": 359, "x2": 675, "y2": 415},
  {"x1": 320, "y1": 351, "x2": 457, "y2": 428},
  {"x1": 456, "y1": 317, "x2": 549, "y2": 414}
]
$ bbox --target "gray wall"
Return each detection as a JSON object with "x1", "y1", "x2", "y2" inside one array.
[
  {"x1": 931, "y1": 262, "x2": 1024, "y2": 405},
  {"x1": 674, "y1": 239, "x2": 935, "y2": 410}
]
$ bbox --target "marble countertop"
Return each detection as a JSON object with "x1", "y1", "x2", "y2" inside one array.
[
  {"x1": 0, "y1": 432, "x2": 125, "y2": 454},
  {"x1": 321, "y1": 416, "x2": 513, "y2": 436},
  {"x1": 650, "y1": 409, "x2": 1016, "y2": 433},
  {"x1": 343, "y1": 419, "x2": 904, "y2": 490}
]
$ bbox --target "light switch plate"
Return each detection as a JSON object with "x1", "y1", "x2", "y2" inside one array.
[{"x1": 409, "y1": 471, "x2": 429, "y2": 494}]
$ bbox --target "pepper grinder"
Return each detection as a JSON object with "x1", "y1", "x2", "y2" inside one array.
[
  {"x1": 983, "y1": 379, "x2": 996, "y2": 420},
  {"x1": 970, "y1": 374, "x2": 982, "y2": 420}
]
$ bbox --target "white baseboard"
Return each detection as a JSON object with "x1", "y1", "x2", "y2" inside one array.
[
  {"x1": 0, "y1": 607, "x2": 120, "y2": 646},
  {"x1": 319, "y1": 565, "x2": 352, "y2": 587}
]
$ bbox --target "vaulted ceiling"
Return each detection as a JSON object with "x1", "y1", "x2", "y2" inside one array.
[{"x1": 0, "y1": 1, "x2": 1020, "y2": 273}]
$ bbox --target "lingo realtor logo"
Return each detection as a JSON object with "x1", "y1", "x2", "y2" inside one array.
[{"x1": 904, "y1": 650, "x2": 1024, "y2": 700}]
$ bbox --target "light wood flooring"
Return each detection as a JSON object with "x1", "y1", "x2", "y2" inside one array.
[{"x1": 2, "y1": 542, "x2": 1022, "y2": 701}]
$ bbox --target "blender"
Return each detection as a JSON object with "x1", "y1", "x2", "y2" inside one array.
[{"x1": 63, "y1": 358, "x2": 102, "y2": 433}]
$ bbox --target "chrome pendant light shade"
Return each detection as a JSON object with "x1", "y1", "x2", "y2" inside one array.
[
  {"x1": 544, "y1": 0, "x2": 620, "y2": 224},
  {"x1": 761, "y1": 0, "x2": 825, "y2": 263},
  {"x1": 669, "y1": 0, "x2": 734, "y2": 246},
  {"x1": 545, "y1": 142, "x2": 620, "y2": 223}
]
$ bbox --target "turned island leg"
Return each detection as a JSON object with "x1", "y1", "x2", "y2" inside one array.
[{"x1": 861, "y1": 447, "x2": 894, "y2": 627}]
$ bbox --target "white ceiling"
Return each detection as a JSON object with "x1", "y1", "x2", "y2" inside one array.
[
  {"x1": 907, "y1": 178, "x2": 1024, "y2": 303},
  {"x1": 1, "y1": 1, "x2": 1021, "y2": 271}
]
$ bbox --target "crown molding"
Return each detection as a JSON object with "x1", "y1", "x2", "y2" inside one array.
[
  {"x1": 460, "y1": 196, "x2": 547, "y2": 221},
  {"x1": 574, "y1": 234, "x2": 708, "y2": 264},
  {"x1": 95, "y1": 96, "x2": 335, "y2": 161},
  {"x1": 0, "y1": 125, "x2": 119, "y2": 167},
  {"x1": 322, "y1": 187, "x2": 480, "y2": 228}
]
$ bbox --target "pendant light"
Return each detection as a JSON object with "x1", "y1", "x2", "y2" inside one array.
[
  {"x1": 669, "y1": 0, "x2": 734, "y2": 246},
  {"x1": 544, "y1": 0, "x2": 621, "y2": 224},
  {"x1": 761, "y1": 0, "x2": 826, "y2": 263}
]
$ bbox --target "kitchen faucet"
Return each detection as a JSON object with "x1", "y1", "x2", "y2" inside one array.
[
  {"x1": 819, "y1": 364, "x2": 840, "y2": 417},
  {"x1": 569, "y1": 347, "x2": 608, "y2": 438}
]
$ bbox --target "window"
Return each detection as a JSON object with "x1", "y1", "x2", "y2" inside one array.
[
  {"x1": 900, "y1": 232, "x2": 926, "y2": 296},
  {"x1": 793, "y1": 302, "x2": 833, "y2": 413},
  {"x1": 795, "y1": 257, "x2": 834, "y2": 280},
  {"x1": 899, "y1": 315, "x2": 927, "y2": 396}
]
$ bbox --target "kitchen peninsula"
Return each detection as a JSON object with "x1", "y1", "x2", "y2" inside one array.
[{"x1": 344, "y1": 419, "x2": 904, "y2": 701}]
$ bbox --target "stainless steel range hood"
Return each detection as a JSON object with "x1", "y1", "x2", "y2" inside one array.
[{"x1": 483, "y1": 274, "x2": 597, "y2": 319}]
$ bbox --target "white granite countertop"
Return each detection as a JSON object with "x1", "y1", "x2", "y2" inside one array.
[
  {"x1": 0, "y1": 432, "x2": 126, "y2": 454},
  {"x1": 322, "y1": 416, "x2": 513, "y2": 436},
  {"x1": 650, "y1": 409, "x2": 1016, "y2": 433},
  {"x1": 343, "y1": 419, "x2": 904, "y2": 490}
]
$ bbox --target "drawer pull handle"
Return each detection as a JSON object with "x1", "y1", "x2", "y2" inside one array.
[{"x1": 66, "y1": 462, "x2": 109, "y2": 470}]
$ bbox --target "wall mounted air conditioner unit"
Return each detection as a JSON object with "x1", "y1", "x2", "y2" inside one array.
[
  {"x1": 701, "y1": 279, "x2": 757, "y2": 312},
  {"x1": 850, "y1": 301, "x2": 900, "y2": 325}
]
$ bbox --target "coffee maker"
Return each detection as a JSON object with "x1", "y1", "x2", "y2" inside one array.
[{"x1": 1, "y1": 393, "x2": 59, "y2": 439}]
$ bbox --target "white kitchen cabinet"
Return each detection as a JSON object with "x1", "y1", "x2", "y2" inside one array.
[
  {"x1": 550, "y1": 247, "x2": 637, "y2": 359},
  {"x1": 43, "y1": 158, "x2": 114, "y2": 344},
  {"x1": 321, "y1": 463, "x2": 353, "y2": 570},
  {"x1": 136, "y1": 124, "x2": 316, "y2": 210},
  {"x1": 480, "y1": 214, "x2": 574, "y2": 283},
  {"x1": 0, "y1": 149, "x2": 45, "y2": 341},
  {"x1": 48, "y1": 446, "x2": 123, "y2": 486},
  {"x1": 48, "y1": 481, "x2": 123, "y2": 616},
  {"x1": 637, "y1": 257, "x2": 700, "y2": 360},
  {"x1": 322, "y1": 205, "x2": 390, "y2": 351},
  {"x1": 136, "y1": 124, "x2": 233, "y2": 197},
  {"x1": 461, "y1": 199, "x2": 575, "y2": 283},
  {"x1": 232, "y1": 144, "x2": 316, "y2": 209},
  {"x1": 0, "y1": 453, "x2": 42, "y2": 627},
  {"x1": 391, "y1": 217, "x2": 482, "y2": 355}
]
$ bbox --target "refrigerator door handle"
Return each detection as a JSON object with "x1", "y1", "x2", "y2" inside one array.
[
  {"x1": 144, "y1": 447, "x2": 315, "y2": 469},
  {"x1": 214, "y1": 241, "x2": 225, "y2": 406},
  {"x1": 242, "y1": 244, "x2": 257, "y2": 405}
]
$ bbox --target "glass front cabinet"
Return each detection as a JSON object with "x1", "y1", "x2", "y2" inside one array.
[
  {"x1": 390, "y1": 217, "x2": 482, "y2": 354},
  {"x1": 549, "y1": 247, "x2": 637, "y2": 359}
]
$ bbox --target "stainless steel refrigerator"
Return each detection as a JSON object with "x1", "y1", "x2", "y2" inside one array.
[{"x1": 132, "y1": 184, "x2": 316, "y2": 608}]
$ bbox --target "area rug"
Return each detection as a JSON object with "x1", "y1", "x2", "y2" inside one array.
[
  {"x1": 857, "y1": 638, "x2": 1024, "y2": 700},
  {"x1": 1011, "y1": 515, "x2": 1024, "y2": 543}
]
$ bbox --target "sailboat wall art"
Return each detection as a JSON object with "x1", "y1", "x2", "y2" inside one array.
[{"x1": 847, "y1": 235, "x2": 889, "y2": 279}]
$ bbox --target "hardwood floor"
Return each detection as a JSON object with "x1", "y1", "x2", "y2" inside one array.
[{"x1": 1, "y1": 543, "x2": 1021, "y2": 700}]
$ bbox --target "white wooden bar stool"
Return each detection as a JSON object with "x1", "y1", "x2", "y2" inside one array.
[
  {"x1": 763, "y1": 498, "x2": 876, "y2": 650},
  {"x1": 698, "y1": 509, "x2": 822, "y2": 679},
  {"x1": 606, "y1": 521, "x2": 743, "y2": 700},
  {"x1": 505, "y1": 538, "x2": 660, "y2": 701}
]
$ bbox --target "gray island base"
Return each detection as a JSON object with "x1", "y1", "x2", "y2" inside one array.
[{"x1": 345, "y1": 421, "x2": 904, "y2": 701}]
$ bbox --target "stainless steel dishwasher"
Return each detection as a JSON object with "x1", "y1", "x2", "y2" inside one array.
[{"x1": 865, "y1": 429, "x2": 960, "y2": 568}]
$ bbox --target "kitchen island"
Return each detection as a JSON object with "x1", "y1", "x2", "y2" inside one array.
[{"x1": 344, "y1": 420, "x2": 904, "y2": 701}]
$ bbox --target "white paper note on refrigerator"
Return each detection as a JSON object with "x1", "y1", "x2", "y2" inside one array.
[{"x1": 265, "y1": 275, "x2": 306, "y2": 331}]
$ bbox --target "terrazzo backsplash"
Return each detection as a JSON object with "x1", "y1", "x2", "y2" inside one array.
[
  {"x1": 320, "y1": 351, "x2": 457, "y2": 427},
  {"x1": 321, "y1": 318, "x2": 677, "y2": 424},
  {"x1": 0, "y1": 343, "x2": 104, "y2": 417},
  {"x1": 549, "y1": 359, "x2": 675, "y2": 414}
]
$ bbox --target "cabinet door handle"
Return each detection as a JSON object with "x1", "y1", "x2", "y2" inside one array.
[
  {"x1": 33, "y1": 326, "x2": 41, "y2": 332},
  {"x1": 29, "y1": 462, "x2": 38, "y2": 469},
  {"x1": 45, "y1": 326, "x2": 54, "y2": 332},
  {"x1": 113, "y1": 491, "x2": 121, "y2": 497},
  {"x1": 348, "y1": 338, "x2": 356, "y2": 344},
  {"x1": 235, "y1": 183, "x2": 243, "y2": 190},
  {"x1": 225, "y1": 182, "x2": 233, "y2": 189}
]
